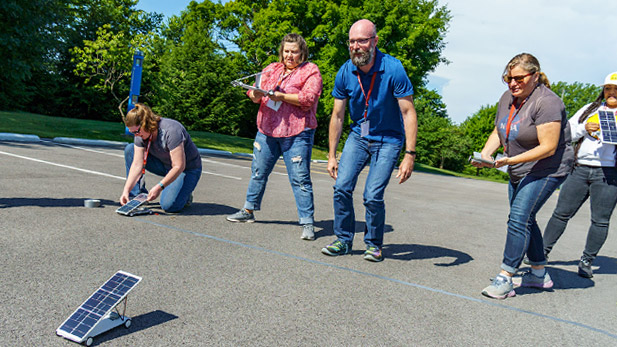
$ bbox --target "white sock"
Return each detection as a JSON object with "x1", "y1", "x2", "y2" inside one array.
[{"x1": 531, "y1": 268, "x2": 546, "y2": 277}]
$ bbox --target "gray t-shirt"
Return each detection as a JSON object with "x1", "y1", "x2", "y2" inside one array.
[
  {"x1": 135, "y1": 118, "x2": 202, "y2": 170},
  {"x1": 495, "y1": 84, "x2": 573, "y2": 183}
]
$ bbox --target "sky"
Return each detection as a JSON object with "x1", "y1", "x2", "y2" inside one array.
[{"x1": 136, "y1": 0, "x2": 617, "y2": 124}]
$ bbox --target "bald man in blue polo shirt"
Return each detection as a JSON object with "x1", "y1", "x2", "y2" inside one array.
[{"x1": 321, "y1": 19, "x2": 418, "y2": 262}]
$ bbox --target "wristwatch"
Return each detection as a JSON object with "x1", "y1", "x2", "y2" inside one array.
[{"x1": 405, "y1": 150, "x2": 417, "y2": 156}]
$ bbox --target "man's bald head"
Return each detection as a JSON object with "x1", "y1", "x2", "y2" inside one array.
[{"x1": 349, "y1": 19, "x2": 377, "y2": 38}]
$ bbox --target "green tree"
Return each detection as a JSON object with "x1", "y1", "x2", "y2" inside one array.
[
  {"x1": 552, "y1": 81, "x2": 601, "y2": 119},
  {"x1": 459, "y1": 103, "x2": 508, "y2": 178},
  {"x1": 151, "y1": 1, "x2": 256, "y2": 136},
  {"x1": 461, "y1": 103, "x2": 497, "y2": 153},
  {"x1": 71, "y1": 24, "x2": 152, "y2": 112},
  {"x1": 218, "y1": 0, "x2": 451, "y2": 146},
  {"x1": 22, "y1": 0, "x2": 162, "y2": 120},
  {"x1": 0, "y1": 0, "x2": 65, "y2": 109}
]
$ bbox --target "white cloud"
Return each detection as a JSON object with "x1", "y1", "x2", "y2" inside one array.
[{"x1": 429, "y1": 0, "x2": 617, "y2": 124}]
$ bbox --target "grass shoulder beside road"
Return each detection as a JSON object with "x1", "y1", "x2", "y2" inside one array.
[{"x1": 0, "y1": 110, "x2": 505, "y2": 182}]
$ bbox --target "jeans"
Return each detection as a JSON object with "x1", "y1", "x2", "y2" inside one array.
[
  {"x1": 501, "y1": 174, "x2": 566, "y2": 273},
  {"x1": 543, "y1": 165, "x2": 617, "y2": 262},
  {"x1": 333, "y1": 131, "x2": 402, "y2": 248},
  {"x1": 124, "y1": 144, "x2": 202, "y2": 213},
  {"x1": 244, "y1": 130, "x2": 315, "y2": 225}
]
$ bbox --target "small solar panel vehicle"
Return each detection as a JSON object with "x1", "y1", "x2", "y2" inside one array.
[
  {"x1": 115, "y1": 193, "x2": 152, "y2": 217},
  {"x1": 56, "y1": 271, "x2": 142, "y2": 346}
]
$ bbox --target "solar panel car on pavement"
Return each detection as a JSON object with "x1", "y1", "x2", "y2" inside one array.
[{"x1": 56, "y1": 271, "x2": 142, "y2": 346}]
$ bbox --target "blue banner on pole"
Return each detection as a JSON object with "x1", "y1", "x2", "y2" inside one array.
[{"x1": 125, "y1": 50, "x2": 144, "y2": 135}]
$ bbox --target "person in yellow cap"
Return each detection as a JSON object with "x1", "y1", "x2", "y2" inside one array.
[{"x1": 541, "y1": 71, "x2": 617, "y2": 278}]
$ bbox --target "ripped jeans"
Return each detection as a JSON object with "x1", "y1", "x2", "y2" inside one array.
[{"x1": 243, "y1": 129, "x2": 315, "y2": 225}]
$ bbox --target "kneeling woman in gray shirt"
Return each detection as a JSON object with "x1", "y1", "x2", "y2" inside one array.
[{"x1": 121, "y1": 103, "x2": 202, "y2": 213}]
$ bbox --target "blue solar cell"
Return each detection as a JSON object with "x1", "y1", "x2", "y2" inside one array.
[
  {"x1": 598, "y1": 110, "x2": 617, "y2": 144},
  {"x1": 57, "y1": 271, "x2": 141, "y2": 341}
]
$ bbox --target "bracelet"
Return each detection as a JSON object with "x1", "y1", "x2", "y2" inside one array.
[
  {"x1": 158, "y1": 182, "x2": 165, "y2": 189},
  {"x1": 405, "y1": 150, "x2": 417, "y2": 156}
]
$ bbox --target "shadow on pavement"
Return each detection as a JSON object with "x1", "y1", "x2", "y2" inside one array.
[
  {"x1": 0, "y1": 197, "x2": 116, "y2": 208},
  {"x1": 174, "y1": 202, "x2": 237, "y2": 216},
  {"x1": 383, "y1": 243, "x2": 474, "y2": 266},
  {"x1": 514, "y1": 255, "x2": 617, "y2": 295},
  {"x1": 91, "y1": 310, "x2": 178, "y2": 346}
]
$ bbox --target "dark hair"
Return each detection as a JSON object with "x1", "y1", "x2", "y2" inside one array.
[
  {"x1": 278, "y1": 33, "x2": 308, "y2": 64},
  {"x1": 578, "y1": 89, "x2": 605, "y2": 123},
  {"x1": 503, "y1": 53, "x2": 551, "y2": 89},
  {"x1": 123, "y1": 103, "x2": 161, "y2": 133}
]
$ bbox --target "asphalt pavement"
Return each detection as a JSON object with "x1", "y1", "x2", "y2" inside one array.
[{"x1": 1, "y1": 137, "x2": 616, "y2": 346}]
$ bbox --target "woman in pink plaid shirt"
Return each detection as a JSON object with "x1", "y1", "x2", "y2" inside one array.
[{"x1": 227, "y1": 33, "x2": 323, "y2": 241}]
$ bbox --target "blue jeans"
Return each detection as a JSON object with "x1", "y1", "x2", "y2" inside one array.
[
  {"x1": 333, "y1": 131, "x2": 402, "y2": 248},
  {"x1": 543, "y1": 165, "x2": 617, "y2": 262},
  {"x1": 244, "y1": 130, "x2": 315, "y2": 225},
  {"x1": 124, "y1": 144, "x2": 202, "y2": 213},
  {"x1": 501, "y1": 174, "x2": 566, "y2": 273}
]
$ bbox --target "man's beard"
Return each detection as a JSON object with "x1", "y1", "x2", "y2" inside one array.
[{"x1": 350, "y1": 45, "x2": 375, "y2": 67}]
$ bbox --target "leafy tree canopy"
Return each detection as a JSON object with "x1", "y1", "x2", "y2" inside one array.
[
  {"x1": 551, "y1": 81, "x2": 601, "y2": 119},
  {"x1": 218, "y1": 0, "x2": 451, "y2": 146}
]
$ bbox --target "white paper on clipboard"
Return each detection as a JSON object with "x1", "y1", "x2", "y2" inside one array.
[{"x1": 469, "y1": 152, "x2": 508, "y2": 173}]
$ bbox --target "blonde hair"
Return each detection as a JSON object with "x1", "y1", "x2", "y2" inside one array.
[
  {"x1": 503, "y1": 53, "x2": 551, "y2": 89},
  {"x1": 123, "y1": 103, "x2": 161, "y2": 133}
]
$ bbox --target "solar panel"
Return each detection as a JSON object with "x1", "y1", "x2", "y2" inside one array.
[
  {"x1": 116, "y1": 193, "x2": 148, "y2": 215},
  {"x1": 56, "y1": 271, "x2": 142, "y2": 344},
  {"x1": 598, "y1": 110, "x2": 617, "y2": 144}
]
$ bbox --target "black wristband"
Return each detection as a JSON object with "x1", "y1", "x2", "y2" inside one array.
[{"x1": 405, "y1": 150, "x2": 417, "y2": 156}]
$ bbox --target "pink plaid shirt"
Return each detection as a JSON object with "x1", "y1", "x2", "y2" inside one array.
[{"x1": 252, "y1": 62, "x2": 322, "y2": 138}]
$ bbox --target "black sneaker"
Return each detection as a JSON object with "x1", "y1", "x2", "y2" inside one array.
[
  {"x1": 184, "y1": 194, "x2": 193, "y2": 208},
  {"x1": 578, "y1": 258, "x2": 593, "y2": 278},
  {"x1": 523, "y1": 254, "x2": 548, "y2": 265}
]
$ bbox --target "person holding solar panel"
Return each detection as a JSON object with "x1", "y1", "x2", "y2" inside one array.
[
  {"x1": 472, "y1": 53, "x2": 574, "y2": 299},
  {"x1": 538, "y1": 72, "x2": 617, "y2": 278},
  {"x1": 120, "y1": 103, "x2": 202, "y2": 213}
]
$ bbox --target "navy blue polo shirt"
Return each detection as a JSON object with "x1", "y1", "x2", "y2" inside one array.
[{"x1": 332, "y1": 49, "x2": 414, "y2": 144}]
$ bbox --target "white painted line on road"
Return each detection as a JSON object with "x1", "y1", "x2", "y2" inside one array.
[
  {"x1": 201, "y1": 157, "x2": 249, "y2": 169},
  {"x1": 201, "y1": 157, "x2": 287, "y2": 176},
  {"x1": 202, "y1": 170, "x2": 242, "y2": 180},
  {"x1": 0, "y1": 150, "x2": 125, "y2": 180},
  {"x1": 45, "y1": 140, "x2": 124, "y2": 157},
  {"x1": 46, "y1": 140, "x2": 244, "y2": 180}
]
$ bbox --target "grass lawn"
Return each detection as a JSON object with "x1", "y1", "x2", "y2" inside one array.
[{"x1": 0, "y1": 110, "x2": 504, "y2": 181}]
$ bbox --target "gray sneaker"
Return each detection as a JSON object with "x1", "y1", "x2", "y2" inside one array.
[
  {"x1": 520, "y1": 271, "x2": 553, "y2": 289},
  {"x1": 578, "y1": 258, "x2": 593, "y2": 278},
  {"x1": 301, "y1": 224, "x2": 315, "y2": 241},
  {"x1": 482, "y1": 275, "x2": 515, "y2": 299},
  {"x1": 226, "y1": 209, "x2": 255, "y2": 223}
]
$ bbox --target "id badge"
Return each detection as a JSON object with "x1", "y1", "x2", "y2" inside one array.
[
  {"x1": 360, "y1": 119, "x2": 370, "y2": 137},
  {"x1": 266, "y1": 98, "x2": 282, "y2": 111}
]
